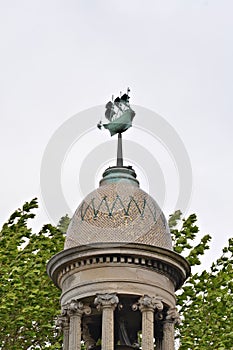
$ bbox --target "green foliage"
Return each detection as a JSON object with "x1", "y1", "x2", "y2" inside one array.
[
  {"x1": 0, "y1": 199, "x2": 64, "y2": 349},
  {"x1": 169, "y1": 211, "x2": 233, "y2": 349},
  {"x1": 169, "y1": 210, "x2": 211, "y2": 266},
  {"x1": 57, "y1": 214, "x2": 70, "y2": 234}
]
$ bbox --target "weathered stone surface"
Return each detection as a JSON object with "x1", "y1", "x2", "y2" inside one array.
[
  {"x1": 56, "y1": 315, "x2": 69, "y2": 350},
  {"x1": 162, "y1": 322, "x2": 175, "y2": 350},
  {"x1": 47, "y1": 243, "x2": 190, "y2": 310},
  {"x1": 63, "y1": 300, "x2": 91, "y2": 350},
  {"x1": 65, "y1": 181, "x2": 172, "y2": 250},
  {"x1": 137, "y1": 296, "x2": 164, "y2": 350},
  {"x1": 94, "y1": 293, "x2": 119, "y2": 350},
  {"x1": 161, "y1": 308, "x2": 180, "y2": 350},
  {"x1": 138, "y1": 295, "x2": 163, "y2": 312}
]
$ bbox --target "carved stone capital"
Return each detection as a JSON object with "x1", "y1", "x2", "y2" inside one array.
[
  {"x1": 67, "y1": 300, "x2": 91, "y2": 317},
  {"x1": 165, "y1": 307, "x2": 181, "y2": 324},
  {"x1": 56, "y1": 312, "x2": 70, "y2": 350},
  {"x1": 56, "y1": 315, "x2": 69, "y2": 330},
  {"x1": 138, "y1": 295, "x2": 163, "y2": 312},
  {"x1": 61, "y1": 303, "x2": 69, "y2": 316},
  {"x1": 94, "y1": 293, "x2": 119, "y2": 311}
]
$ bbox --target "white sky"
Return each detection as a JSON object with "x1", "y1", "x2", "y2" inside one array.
[{"x1": 0, "y1": 0, "x2": 232, "y2": 269}]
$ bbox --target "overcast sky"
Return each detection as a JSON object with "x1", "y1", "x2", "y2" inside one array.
[{"x1": 1, "y1": 0, "x2": 232, "y2": 269}]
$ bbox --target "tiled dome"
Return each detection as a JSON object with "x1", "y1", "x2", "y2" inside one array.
[{"x1": 65, "y1": 166, "x2": 173, "y2": 250}]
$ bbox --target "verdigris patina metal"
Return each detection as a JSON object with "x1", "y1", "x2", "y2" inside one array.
[
  {"x1": 97, "y1": 88, "x2": 135, "y2": 136},
  {"x1": 97, "y1": 88, "x2": 135, "y2": 166}
]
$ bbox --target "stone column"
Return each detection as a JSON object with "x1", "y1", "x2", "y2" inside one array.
[
  {"x1": 161, "y1": 308, "x2": 180, "y2": 350},
  {"x1": 138, "y1": 295, "x2": 163, "y2": 350},
  {"x1": 94, "y1": 293, "x2": 119, "y2": 350},
  {"x1": 67, "y1": 300, "x2": 91, "y2": 350},
  {"x1": 56, "y1": 314, "x2": 69, "y2": 350}
]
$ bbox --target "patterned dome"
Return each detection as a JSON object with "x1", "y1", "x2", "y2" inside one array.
[{"x1": 65, "y1": 166, "x2": 173, "y2": 250}]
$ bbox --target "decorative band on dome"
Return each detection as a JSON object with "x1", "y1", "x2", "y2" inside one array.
[
  {"x1": 65, "y1": 179, "x2": 172, "y2": 250},
  {"x1": 79, "y1": 194, "x2": 166, "y2": 227}
]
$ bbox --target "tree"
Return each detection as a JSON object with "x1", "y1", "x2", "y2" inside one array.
[
  {"x1": 57, "y1": 214, "x2": 70, "y2": 234},
  {"x1": 0, "y1": 201, "x2": 232, "y2": 349},
  {"x1": 169, "y1": 211, "x2": 233, "y2": 349},
  {"x1": 0, "y1": 199, "x2": 65, "y2": 349}
]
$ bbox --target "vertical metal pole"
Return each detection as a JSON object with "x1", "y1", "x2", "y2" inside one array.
[{"x1": 117, "y1": 133, "x2": 123, "y2": 167}]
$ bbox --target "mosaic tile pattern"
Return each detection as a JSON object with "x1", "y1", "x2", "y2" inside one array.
[{"x1": 65, "y1": 182, "x2": 173, "y2": 250}]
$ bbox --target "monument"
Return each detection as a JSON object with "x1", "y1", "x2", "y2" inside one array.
[{"x1": 47, "y1": 90, "x2": 190, "y2": 350}]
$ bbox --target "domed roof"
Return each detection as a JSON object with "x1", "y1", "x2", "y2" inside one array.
[{"x1": 65, "y1": 166, "x2": 173, "y2": 250}]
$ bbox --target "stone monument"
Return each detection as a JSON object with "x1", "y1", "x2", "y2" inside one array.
[{"x1": 47, "y1": 90, "x2": 190, "y2": 350}]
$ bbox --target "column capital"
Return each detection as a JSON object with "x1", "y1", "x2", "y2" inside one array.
[
  {"x1": 165, "y1": 307, "x2": 181, "y2": 325},
  {"x1": 66, "y1": 300, "x2": 91, "y2": 317},
  {"x1": 138, "y1": 295, "x2": 163, "y2": 312},
  {"x1": 94, "y1": 293, "x2": 119, "y2": 311},
  {"x1": 56, "y1": 314, "x2": 69, "y2": 330}
]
